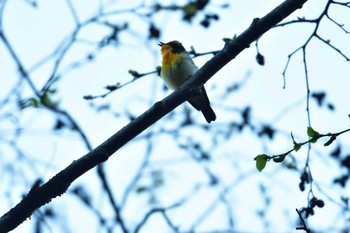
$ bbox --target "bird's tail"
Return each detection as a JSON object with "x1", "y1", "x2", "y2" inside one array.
[
  {"x1": 188, "y1": 87, "x2": 216, "y2": 123},
  {"x1": 201, "y1": 104, "x2": 216, "y2": 123}
]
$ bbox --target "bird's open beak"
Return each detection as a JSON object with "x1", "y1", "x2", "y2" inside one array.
[{"x1": 158, "y1": 42, "x2": 164, "y2": 46}]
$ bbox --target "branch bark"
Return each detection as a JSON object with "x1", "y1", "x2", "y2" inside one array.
[{"x1": 0, "y1": 0, "x2": 308, "y2": 231}]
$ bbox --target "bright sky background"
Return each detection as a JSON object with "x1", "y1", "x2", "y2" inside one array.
[{"x1": 1, "y1": 0, "x2": 350, "y2": 232}]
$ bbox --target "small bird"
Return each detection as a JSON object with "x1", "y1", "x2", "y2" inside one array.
[{"x1": 158, "y1": 40, "x2": 216, "y2": 123}]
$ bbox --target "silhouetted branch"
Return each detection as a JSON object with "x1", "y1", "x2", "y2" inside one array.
[
  {"x1": 296, "y1": 208, "x2": 311, "y2": 232},
  {"x1": 134, "y1": 202, "x2": 181, "y2": 233},
  {"x1": 276, "y1": 0, "x2": 350, "y2": 88},
  {"x1": 0, "y1": 0, "x2": 309, "y2": 231},
  {"x1": 84, "y1": 70, "x2": 158, "y2": 100}
]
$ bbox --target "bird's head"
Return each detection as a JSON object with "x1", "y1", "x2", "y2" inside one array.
[{"x1": 158, "y1": 41, "x2": 186, "y2": 55}]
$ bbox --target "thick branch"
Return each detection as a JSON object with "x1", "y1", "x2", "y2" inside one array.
[{"x1": 0, "y1": 0, "x2": 308, "y2": 231}]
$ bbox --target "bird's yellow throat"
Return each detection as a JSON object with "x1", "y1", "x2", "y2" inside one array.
[{"x1": 160, "y1": 45, "x2": 182, "y2": 67}]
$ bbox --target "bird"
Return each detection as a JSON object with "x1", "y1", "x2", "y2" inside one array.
[{"x1": 158, "y1": 40, "x2": 216, "y2": 123}]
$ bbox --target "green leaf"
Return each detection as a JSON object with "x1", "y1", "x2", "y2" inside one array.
[
  {"x1": 291, "y1": 132, "x2": 301, "y2": 151},
  {"x1": 185, "y1": 5, "x2": 197, "y2": 16},
  {"x1": 307, "y1": 127, "x2": 320, "y2": 143},
  {"x1": 294, "y1": 143, "x2": 301, "y2": 152},
  {"x1": 29, "y1": 97, "x2": 40, "y2": 108},
  {"x1": 307, "y1": 127, "x2": 315, "y2": 137},
  {"x1": 135, "y1": 186, "x2": 148, "y2": 193},
  {"x1": 41, "y1": 94, "x2": 56, "y2": 108},
  {"x1": 310, "y1": 137, "x2": 318, "y2": 143},
  {"x1": 254, "y1": 154, "x2": 268, "y2": 172}
]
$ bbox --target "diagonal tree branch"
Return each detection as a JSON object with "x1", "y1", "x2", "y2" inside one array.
[{"x1": 0, "y1": 0, "x2": 308, "y2": 231}]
